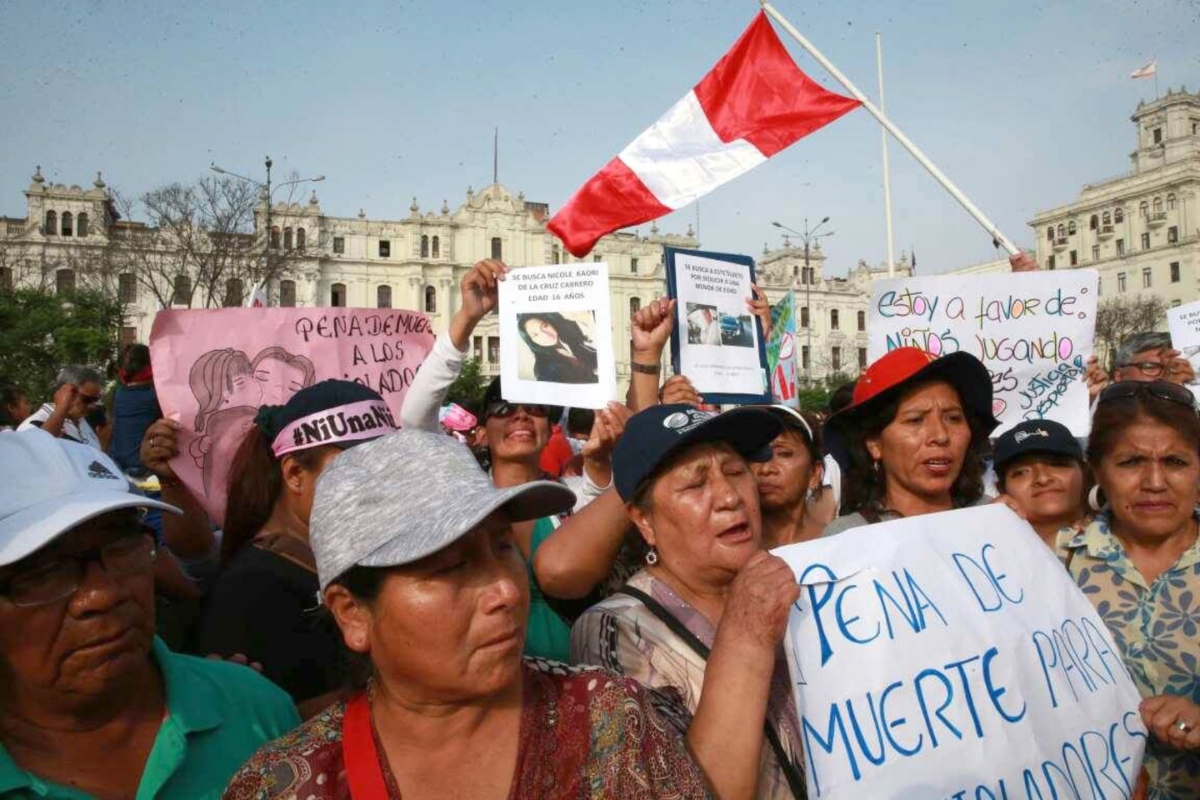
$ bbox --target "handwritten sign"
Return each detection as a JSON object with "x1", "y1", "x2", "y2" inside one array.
[
  {"x1": 149, "y1": 307, "x2": 435, "y2": 525},
  {"x1": 1166, "y1": 299, "x2": 1200, "y2": 390},
  {"x1": 776, "y1": 505, "x2": 1145, "y2": 800},
  {"x1": 497, "y1": 263, "x2": 616, "y2": 409},
  {"x1": 767, "y1": 291, "x2": 799, "y2": 407},
  {"x1": 666, "y1": 247, "x2": 769, "y2": 404},
  {"x1": 869, "y1": 270, "x2": 1098, "y2": 436}
]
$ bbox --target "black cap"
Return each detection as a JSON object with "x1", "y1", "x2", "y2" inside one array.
[
  {"x1": 992, "y1": 419, "x2": 1082, "y2": 472},
  {"x1": 612, "y1": 405, "x2": 783, "y2": 502}
]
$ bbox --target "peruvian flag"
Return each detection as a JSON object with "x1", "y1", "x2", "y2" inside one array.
[{"x1": 548, "y1": 12, "x2": 861, "y2": 257}]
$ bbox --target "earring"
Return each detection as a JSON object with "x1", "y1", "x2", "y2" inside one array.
[
  {"x1": 872, "y1": 460, "x2": 882, "y2": 474},
  {"x1": 1088, "y1": 485, "x2": 1107, "y2": 512},
  {"x1": 645, "y1": 547, "x2": 659, "y2": 566},
  {"x1": 806, "y1": 487, "x2": 819, "y2": 503}
]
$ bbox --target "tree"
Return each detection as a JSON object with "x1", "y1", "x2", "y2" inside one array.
[
  {"x1": 0, "y1": 287, "x2": 123, "y2": 401},
  {"x1": 445, "y1": 358, "x2": 491, "y2": 408},
  {"x1": 1094, "y1": 295, "x2": 1167, "y2": 371}
]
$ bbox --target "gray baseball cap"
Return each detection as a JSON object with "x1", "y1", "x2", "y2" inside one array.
[{"x1": 310, "y1": 428, "x2": 576, "y2": 590}]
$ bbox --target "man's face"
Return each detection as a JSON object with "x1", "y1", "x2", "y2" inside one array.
[
  {"x1": 1115, "y1": 348, "x2": 1168, "y2": 382},
  {"x1": 70, "y1": 381, "x2": 103, "y2": 420}
]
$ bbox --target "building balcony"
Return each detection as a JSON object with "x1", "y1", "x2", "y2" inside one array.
[
  {"x1": 1148, "y1": 212, "x2": 1168, "y2": 228},
  {"x1": 1052, "y1": 237, "x2": 1069, "y2": 251},
  {"x1": 1096, "y1": 225, "x2": 1114, "y2": 240}
]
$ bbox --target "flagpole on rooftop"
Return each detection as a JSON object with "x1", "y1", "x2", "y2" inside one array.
[
  {"x1": 760, "y1": 1, "x2": 1020, "y2": 257},
  {"x1": 876, "y1": 31, "x2": 896, "y2": 278}
]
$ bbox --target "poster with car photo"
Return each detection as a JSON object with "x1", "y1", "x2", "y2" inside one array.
[
  {"x1": 666, "y1": 247, "x2": 770, "y2": 404},
  {"x1": 498, "y1": 263, "x2": 616, "y2": 409}
]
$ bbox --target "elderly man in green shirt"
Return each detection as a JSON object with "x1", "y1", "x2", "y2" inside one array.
[{"x1": 0, "y1": 430, "x2": 299, "y2": 798}]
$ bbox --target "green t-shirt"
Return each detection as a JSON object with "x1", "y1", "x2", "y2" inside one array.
[
  {"x1": 523, "y1": 516, "x2": 572, "y2": 662},
  {"x1": 0, "y1": 637, "x2": 300, "y2": 799}
]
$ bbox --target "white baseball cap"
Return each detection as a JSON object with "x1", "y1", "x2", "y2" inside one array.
[{"x1": 0, "y1": 429, "x2": 181, "y2": 568}]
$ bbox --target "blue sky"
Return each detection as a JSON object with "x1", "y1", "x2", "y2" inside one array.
[{"x1": 1, "y1": 0, "x2": 1196, "y2": 275}]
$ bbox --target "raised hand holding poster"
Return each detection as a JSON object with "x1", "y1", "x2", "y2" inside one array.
[
  {"x1": 666, "y1": 247, "x2": 770, "y2": 404},
  {"x1": 497, "y1": 263, "x2": 616, "y2": 409},
  {"x1": 869, "y1": 269, "x2": 1099, "y2": 436},
  {"x1": 1166, "y1": 299, "x2": 1200, "y2": 389},
  {"x1": 149, "y1": 307, "x2": 436, "y2": 524},
  {"x1": 776, "y1": 505, "x2": 1145, "y2": 800}
]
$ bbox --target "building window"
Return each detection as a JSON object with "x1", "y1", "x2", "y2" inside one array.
[
  {"x1": 283, "y1": 228, "x2": 293, "y2": 251},
  {"x1": 379, "y1": 240, "x2": 391, "y2": 258},
  {"x1": 118, "y1": 273, "x2": 137, "y2": 303},
  {"x1": 1173, "y1": 299, "x2": 1183, "y2": 308},
  {"x1": 332, "y1": 236, "x2": 344, "y2": 254},
  {"x1": 857, "y1": 310, "x2": 866, "y2": 331},
  {"x1": 331, "y1": 283, "x2": 346, "y2": 307},
  {"x1": 1139, "y1": 201, "x2": 1149, "y2": 218},
  {"x1": 1089, "y1": 215, "x2": 1098, "y2": 230},
  {"x1": 1167, "y1": 193, "x2": 1177, "y2": 211},
  {"x1": 1142, "y1": 268, "x2": 1152, "y2": 289},
  {"x1": 421, "y1": 235, "x2": 429, "y2": 258},
  {"x1": 858, "y1": 347, "x2": 867, "y2": 369},
  {"x1": 1047, "y1": 255, "x2": 1055, "y2": 270},
  {"x1": 0, "y1": 267, "x2": 11, "y2": 292},
  {"x1": 172, "y1": 274, "x2": 190, "y2": 305},
  {"x1": 800, "y1": 306, "x2": 809, "y2": 328},
  {"x1": 1067, "y1": 220, "x2": 1077, "y2": 235},
  {"x1": 1168, "y1": 226, "x2": 1178, "y2": 244},
  {"x1": 1069, "y1": 250, "x2": 1077, "y2": 267},
  {"x1": 1046, "y1": 226, "x2": 1054, "y2": 242},
  {"x1": 491, "y1": 237, "x2": 502, "y2": 260},
  {"x1": 296, "y1": 228, "x2": 305, "y2": 250},
  {"x1": 76, "y1": 213, "x2": 88, "y2": 237},
  {"x1": 801, "y1": 345, "x2": 810, "y2": 371},
  {"x1": 270, "y1": 227, "x2": 280, "y2": 249},
  {"x1": 830, "y1": 309, "x2": 839, "y2": 330},
  {"x1": 1141, "y1": 232, "x2": 1151, "y2": 250},
  {"x1": 424, "y1": 286, "x2": 437, "y2": 313},
  {"x1": 802, "y1": 267, "x2": 815, "y2": 285},
  {"x1": 1153, "y1": 127, "x2": 1162, "y2": 144},
  {"x1": 1153, "y1": 197, "x2": 1163, "y2": 214},
  {"x1": 120, "y1": 326, "x2": 137, "y2": 347},
  {"x1": 1117, "y1": 272, "x2": 1126, "y2": 293},
  {"x1": 1056, "y1": 224, "x2": 1065, "y2": 239},
  {"x1": 44, "y1": 210, "x2": 56, "y2": 236},
  {"x1": 487, "y1": 336, "x2": 500, "y2": 364},
  {"x1": 224, "y1": 278, "x2": 244, "y2": 307},
  {"x1": 552, "y1": 246, "x2": 561, "y2": 265},
  {"x1": 1114, "y1": 208, "x2": 1124, "y2": 224},
  {"x1": 279, "y1": 279, "x2": 296, "y2": 307},
  {"x1": 55, "y1": 269, "x2": 75, "y2": 295},
  {"x1": 593, "y1": 254, "x2": 602, "y2": 263},
  {"x1": 61, "y1": 211, "x2": 73, "y2": 237},
  {"x1": 630, "y1": 257, "x2": 639, "y2": 274},
  {"x1": 1171, "y1": 262, "x2": 1181, "y2": 283},
  {"x1": 377, "y1": 285, "x2": 392, "y2": 309},
  {"x1": 630, "y1": 297, "x2": 641, "y2": 316},
  {"x1": 432, "y1": 236, "x2": 440, "y2": 258},
  {"x1": 831, "y1": 347, "x2": 841, "y2": 372},
  {"x1": 1103, "y1": 211, "x2": 1112, "y2": 226},
  {"x1": 473, "y1": 337, "x2": 483, "y2": 362},
  {"x1": 1091, "y1": 245, "x2": 1100, "y2": 261},
  {"x1": 1116, "y1": 239, "x2": 1125, "y2": 256}
]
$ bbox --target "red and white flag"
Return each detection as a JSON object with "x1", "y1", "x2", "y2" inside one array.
[
  {"x1": 548, "y1": 12, "x2": 860, "y2": 257},
  {"x1": 246, "y1": 280, "x2": 268, "y2": 308},
  {"x1": 1130, "y1": 60, "x2": 1157, "y2": 79}
]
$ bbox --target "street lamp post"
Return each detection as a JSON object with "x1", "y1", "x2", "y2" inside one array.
[
  {"x1": 210, "y1": 157, "x2": 323, "y2": 301},
  {"x1": 771, "y1": 218, "x2": 832, "y2": 385}
]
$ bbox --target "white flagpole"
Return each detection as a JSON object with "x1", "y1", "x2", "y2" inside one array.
[
  {"x1": 876, "y1": 31, "x2": 896, "y2": 277},
  {"x1": 761, "y1": 1, "x2": 1020, "y2": 256}
]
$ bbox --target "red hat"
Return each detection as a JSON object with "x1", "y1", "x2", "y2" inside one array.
[{"x1": 825, "y1": 348, "x2": 999, "y2": 442}]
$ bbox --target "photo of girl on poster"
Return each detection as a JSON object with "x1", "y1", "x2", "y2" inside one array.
[{"x1": 515, "y1": 311, "x2": 599, "y2": 384}]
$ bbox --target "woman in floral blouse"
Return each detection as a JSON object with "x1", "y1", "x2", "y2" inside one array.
[{"x1": 1059, "y1": 381, "x2": 1200, "y2": 799}]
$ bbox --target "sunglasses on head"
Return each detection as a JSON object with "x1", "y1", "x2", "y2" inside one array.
[
  {"x1": 1097, "y1": 380, "x2": 1196, "y2": 410},
  {"x1": 485, "y1": 401, "x2": 550, "y2": 420}
]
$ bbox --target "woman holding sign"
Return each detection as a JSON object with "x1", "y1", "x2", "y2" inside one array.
[
  {"x1": 1061, "y1": 381, "x2": 1200, "y2": 799},
  {"x1": 822, "y1": 347, "x2": 999, "y2": 536}
]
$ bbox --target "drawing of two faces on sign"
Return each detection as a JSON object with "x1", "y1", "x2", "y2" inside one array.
[
  {"x1": 187, "y1": 346, "x2": 316, "y2": 494},
  {"x1": 515, "y1": 311, "x2": 599, "y2": 384}
]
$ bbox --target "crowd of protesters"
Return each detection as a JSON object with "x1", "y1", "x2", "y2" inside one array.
[{"x1": 0, "y1": 254, "x2": 1197, "y2": 799}]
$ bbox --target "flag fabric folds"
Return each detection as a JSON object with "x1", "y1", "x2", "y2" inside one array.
[
  {"x1": 548, "y1": 12, "x2": 861, "y2": 257},
  {"x1": 1130, "y1": 60, "x2": 1157, "y2": 79}
]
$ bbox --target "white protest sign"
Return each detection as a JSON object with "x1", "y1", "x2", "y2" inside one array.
[
  {"x1": 775, "y1": 505, "x2": 1145, "y2": 800},
  {"x1": 498, "y1": 263, "x2": 616, "y2": 409},
  {"x1": 1166, "y1": 299, "x2": 1200, "y2": 390},
  {"x1": 667, "y1": 248, "x2": 768, "y2": 402},
  {"x1": 870, "y1": 270, "x2": 1099, "y2": 436}
]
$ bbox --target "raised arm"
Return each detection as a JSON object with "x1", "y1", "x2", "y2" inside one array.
[
  {"x1": 627, "y1": 297, "x2": 675, "y2": 413},
  {"x1": 140, "y1": 418, "x2": 215, "y2": 560}
]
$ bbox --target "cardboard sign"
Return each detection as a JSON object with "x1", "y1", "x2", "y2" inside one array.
[
  {"x1": 149, "y1": 307, "x2": 436, "y2": 525},
  {"x1": 767, "y1": 290, "x2": 799, "y2": 407},
  {"x1": 666, "y1": 247, "x2": 770, "y2": 404},
  {"x1": 497, "y1": 264, "x2": 616, "y2": 409},
  {"x1": 775, "y1": 505, "x2": 1145, "y2": 800},
  {"x1": 1166, "y1": 299, "x2": 1200, "y2": 389},
  {"x1": 869, "y1": 270, "x2": 1099, "y2": 436}
]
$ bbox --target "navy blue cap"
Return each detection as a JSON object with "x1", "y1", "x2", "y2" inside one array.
[
  {"x1": 612, "y1": 405, "x2": 783, "y2": 502},
  {"x1": 992, "y1": 419, "x2": 1082, "y2": 472}
]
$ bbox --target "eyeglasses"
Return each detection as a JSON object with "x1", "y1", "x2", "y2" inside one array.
[
  {"x1": 1118, "y1": 361, "x2": 1168, "y2": 378},
  {"x1": 1097, "y1": 380, "x2": 1196, "y2": 410},
  {"x1": 78, "y1": 393, "x2": 103, "y2": 406},
  {"x1": 485, "y1": 401, "x2": 550, "y2": 420},
  {"x1": 0, "y1": 532, "x2": 156, "y2": 608}
]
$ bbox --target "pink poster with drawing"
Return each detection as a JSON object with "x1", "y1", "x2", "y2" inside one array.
[{"x1": 149, "y1": 307, "x2": 436, "y2": 525}]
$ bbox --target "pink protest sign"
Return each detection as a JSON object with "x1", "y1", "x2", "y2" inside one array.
[{"x1": 149, "y1": 307, "x2": 436, "y2": 525}]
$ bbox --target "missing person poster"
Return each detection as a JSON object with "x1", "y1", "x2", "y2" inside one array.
[
  {"x1": 665, "y1": 247, "x2": 770, "y2": 404},
  {"x1": 1166, "y1": 299, "x2": 1200, "y2": 389},
  {"x1": 497, "y1": 263, "x2": 617, "y2": 409}
]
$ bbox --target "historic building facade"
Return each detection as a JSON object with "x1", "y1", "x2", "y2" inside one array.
[{"x1": 1030, "y1": 88, "x2": 1200, "y2": 308}]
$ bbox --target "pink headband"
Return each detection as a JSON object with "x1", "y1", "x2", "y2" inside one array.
[{"x1": 272, "y1": 400, "x2": 397, "y2": 458}]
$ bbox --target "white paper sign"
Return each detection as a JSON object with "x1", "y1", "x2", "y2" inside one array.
[
  {"x1": 671, "y1": 250, "x2": 766, "y2": 399},
  {"x1": 1166, "y1": 299, "x2": 1200, "y2": 389},
  {"x1": 869, "y1": 270, "x2": 1099, "y2": 437},
  {"x1": 775, "y1": 505, "x2": 1145, "y2": 800},
  {"x1": 498, "y1": 263, "x2": 616, "y2": 409}
]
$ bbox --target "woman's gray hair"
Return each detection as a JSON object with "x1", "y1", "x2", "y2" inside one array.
[
  {"x1": 1115, "y1": 332, "x2": 1172, "y2": 366},
  {"x1": 54, "y1": 365, "x2": 103, "y2": 389}
]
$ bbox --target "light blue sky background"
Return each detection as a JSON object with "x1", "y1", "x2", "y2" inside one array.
[{"x1": 1, "y1": 0, "x2": 1196, "y2": 275}]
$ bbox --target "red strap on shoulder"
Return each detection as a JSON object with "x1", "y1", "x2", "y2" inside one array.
[{"x1": 342, "y1": 692, "x2": 390, "y2": 799}]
